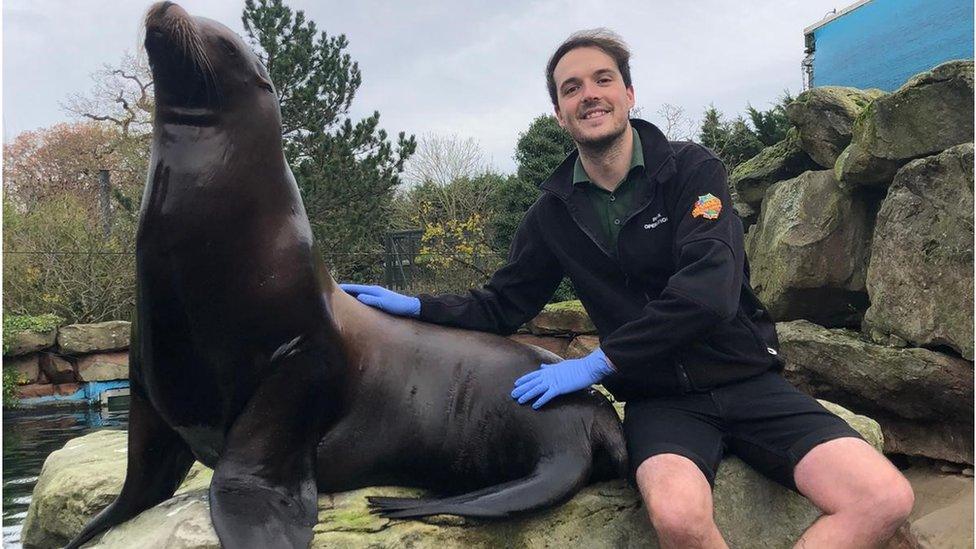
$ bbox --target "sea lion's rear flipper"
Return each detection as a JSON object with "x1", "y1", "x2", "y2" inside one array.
[
  {"x1": 210, "y1": 338, "x2": 343, "y2": 548},
  {"x1": 66, "y1": 387, "x2": 195, "y2": 548},
  {"x1": 367, "y1": 452, "x2": 591, "y2": 519}
]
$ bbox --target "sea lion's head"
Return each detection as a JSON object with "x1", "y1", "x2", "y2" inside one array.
[{"x1": 144, "y1": 2, "x2": 278, "y2": 127}]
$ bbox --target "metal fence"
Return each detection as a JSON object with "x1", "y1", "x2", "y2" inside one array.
[{"x1": 2, "y1": 244, "x2": 508, "y2": 321}]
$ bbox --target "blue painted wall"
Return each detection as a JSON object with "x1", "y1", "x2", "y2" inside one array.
[{"x1": 811, "y1": 0, "x2": 973, "y2": 91}]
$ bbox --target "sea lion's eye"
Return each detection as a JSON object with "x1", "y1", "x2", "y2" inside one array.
[{"x1": 220, "y1": 38, "x2": 238, "y2": 57}]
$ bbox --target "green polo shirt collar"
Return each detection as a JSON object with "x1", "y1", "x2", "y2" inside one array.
[{"x1": 572, "y1": 127, "x2": 644, "y2": 186}]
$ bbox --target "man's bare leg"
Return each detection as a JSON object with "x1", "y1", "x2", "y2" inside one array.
[
  {"x1": 793, "y1": 437, "x2": 914, "y2": 548},
  {"x1": 635, "y1": 454, "x2": 728, "y2": 549}
]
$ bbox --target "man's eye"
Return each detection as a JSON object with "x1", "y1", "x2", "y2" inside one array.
[{"x1": 563, "y1": 85, "x2": 579, "y2": 95}]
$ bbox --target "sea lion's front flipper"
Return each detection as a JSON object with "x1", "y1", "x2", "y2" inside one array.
[
  {"x1": 367, "y1": 452, "x2": 592, "y2": 519},
  {"x1": 210, "y1": 338, "x2": 343, "y2": 548},
  {"x1": 66, "y1": 386, "x2": 195, "y2": 548}
]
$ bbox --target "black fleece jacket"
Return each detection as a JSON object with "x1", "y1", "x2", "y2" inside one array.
[{"x1": 418, "y1": 119, "x2": 781, "y2": 399}]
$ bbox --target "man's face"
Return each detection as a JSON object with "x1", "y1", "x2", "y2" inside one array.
[{"x1": 552, "y1": 46, "x2": 635, "y2": 149}]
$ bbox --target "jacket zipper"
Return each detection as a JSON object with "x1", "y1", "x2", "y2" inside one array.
[{"x1": 544, "y1": 161, "x2": 669, "y2": 271}]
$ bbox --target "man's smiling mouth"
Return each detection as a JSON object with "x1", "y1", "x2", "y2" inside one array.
[{"x1": 582, "y1": 109, "x2": 610, "y2": 120}]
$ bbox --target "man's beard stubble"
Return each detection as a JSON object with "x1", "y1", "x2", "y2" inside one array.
[{"x1": 571, "y1": 110, "x2": 631, "y2": 158}]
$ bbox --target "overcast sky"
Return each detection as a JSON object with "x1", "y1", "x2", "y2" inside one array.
[{"x1": 3, "y1": 0, "x2": 847, "y2": 173}]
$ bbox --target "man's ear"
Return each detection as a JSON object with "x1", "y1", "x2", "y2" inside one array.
[
  {"x1": 554, "y1": 106, "x2": 567, "y2": 129},
  {"x1": 626, "y1": 86, "x2": 636, "y2": 110}
]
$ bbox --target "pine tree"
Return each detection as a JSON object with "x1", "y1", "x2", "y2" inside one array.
[
  {"x1": 746, "y1": 91, "x2": 795, "y2": 146},
  {"x1": 242, "y1": 0, "x2": 416, "y2": 281},
  {"x1": 490, "y1": 115, "x2": 577, "y2": 302},
  {"x1": 490, "y1": 115, "x2": 575, "y2": 254}
]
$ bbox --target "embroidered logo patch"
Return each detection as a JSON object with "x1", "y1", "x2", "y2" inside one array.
[{"x1": 692, "y1": 194, "x2": 722, "y2": 220}]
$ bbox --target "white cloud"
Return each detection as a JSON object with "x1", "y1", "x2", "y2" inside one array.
[{"x1": 3, "y1": 0, "x2": 845, "y2": 171}]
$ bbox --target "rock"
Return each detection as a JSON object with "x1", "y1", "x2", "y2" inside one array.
[
  {"x1": 732, "y1": 200, "x2": 758, "y2": 229},
  {"x1": 4, "y1": 354, "x2": 41, "y2": 384},
  {"x1": 76, "y1": 352, "x2": 129, "y2": 382},
  {"x1": 507, "y1": 334, "x2": 570, "y2": 358},
  {"x1": 836, "y1": 60, "x2": 974, "y2": 187},
  {"x1": 875, "y1": 417, "x2": 973, "y2": 465},
  {"x1": 525, "y1": 300, "x2": 596, "y2": 336},
  {"x1": 57, "y1": 321, "x2": 131, "y2": 355},
  {"x1": 565, "y1": 335, "x2": 600, "y2": 358},
  {"x1": 744, "y1": 170, "x2": 874, "y2": 327},
  {"x1": 4, "y1": 328, "x2": 58, "y2": 357},
  {"x1": 730, "y1": 127, "x2": 819, "y2": 209},
  {"x1": 903, "y1": 466, "x2": 974, "y2": 549},
  {"x1": 90, "y1": 491, "x2": 219, "y2": 549},
  {"x1": 938, "y1": 463, "x2": 966, "y2": 475},
  {"x1": 17, "y1": 382, "x2": 82, "y2": 400},
  {"x1": 24, "y1": 403, "x2": 882, "y2": 548},
  {"x1": 862, "y1": 144, "x2": 974, "y2": 360},
  {"x1": 38, "y1": 352, "x2": 76, "y2": 384},
  {"x1": 22, "y1": 430, "x2": 211, "y2": 549},
  {"x1": 778, "y1": 320, "x2": 973, "y2": 463},
  {"x1": 786, "y1": 86, "x2": 886, "y2": 168}
]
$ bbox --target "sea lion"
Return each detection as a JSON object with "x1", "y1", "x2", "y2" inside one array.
[{"x1": 66, "y1": 3, "x2": 626, "y2": 548}]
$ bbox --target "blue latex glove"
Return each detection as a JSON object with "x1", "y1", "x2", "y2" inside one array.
[
  {"x1": 511, "y1": 348, "x2": 615, "y2": 410},
  {"x1": 339, "y1": 284, "x2": 421, "y2": 317}
]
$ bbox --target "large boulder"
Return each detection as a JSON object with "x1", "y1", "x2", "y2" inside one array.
[
  {"x1": 4, "y1": 354, "x2": 41, "y2": 384},
  {"x1": 745, "y1": 170, "x2": 875, "y2": 327},
  {"x1": 25, "y1": 404, "x2": 882, "y2": 548},
  {"x1": 903, "y1": 467, "x2": 974, "y2": 548},
  {"x1": 76, "y1": 352, "x2": 130, "y2": 382},
  {"x1": 786, "y1": 86, "x2": 886, "y2": 168},
  {"x1": 4, "y1": 330, "x2": 58, "y2": 357},
  {"x1": 525, "y1": 300, "x2": 596, "y2": 336},
  {"x1": 836, "y1": 60, "x2": 974, "y2": 187},
  {"x1": 730, "y1": 127, "x2": 819, "y2": 209},
  {"x1": 3, "y1": 314, "x2": 64, "y2": 357},
  {"x1": 862, "y1": 143, "x2": 975, "y2": 360},
  {"x1": 778, "y1": 319, "x2": 973, "y2": 463},
  {"x1": 38, "y1": 352, "x2": 76, "y2": 385},
  {"x1": 57, "y1": 322, "x2": 131, "y2": 355}
]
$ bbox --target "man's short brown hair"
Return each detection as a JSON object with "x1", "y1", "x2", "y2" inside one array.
[{"x1": 546, "y1": 29, "x2": 632, "y2": 106}]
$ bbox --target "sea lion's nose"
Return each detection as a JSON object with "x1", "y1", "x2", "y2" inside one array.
[{"x1": 145, "y1": 1, "x2": 189, "y2": 30}]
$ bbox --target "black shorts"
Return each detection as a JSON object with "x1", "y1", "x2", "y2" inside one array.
[{"x1": 623, "y1": 371, "x2": 863, "y2": 491}]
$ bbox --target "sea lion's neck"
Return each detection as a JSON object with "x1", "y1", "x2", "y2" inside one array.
[{"x1": 156, "y1": 106, "x2": 221, "y2": 127}]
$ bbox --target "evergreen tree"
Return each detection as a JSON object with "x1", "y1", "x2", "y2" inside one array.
[
  {"x1": 746, "y1": 91, "x2": 794, "y2": 146},
  {"x1": 491, "y1": 115, "x2": 575, "y2": 254},
  {"x1": 491, "y1": 115, "x2": 577, "y2": 302},
  {"x1": 698, "y1": 105, "x2": 726, "y2": 154},
  {"x1": 242, "y1": 0, "x2": 416, "y2": 281},
  {"x1": 697, "y1": 106, "x2": 764, "y2": 172},
  {"x1": 514, "y1": 115, "x2": 577, "y2": 187}
]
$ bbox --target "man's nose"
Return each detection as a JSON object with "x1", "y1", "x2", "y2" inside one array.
[{"x1": 581, "y1": 81, "x2": 601, "y2": 101}]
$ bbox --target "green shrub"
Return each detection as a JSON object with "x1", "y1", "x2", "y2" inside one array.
[
  {"x1": 2, "y1": 368, "x2": 26, "y2": 408},
  {"x1": 3, "y1": 196, "x2": 136, "y2": 323}
]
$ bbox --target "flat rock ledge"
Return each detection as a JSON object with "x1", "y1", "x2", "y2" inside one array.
[{"x1": 25, "y1": 402, "x2": 882, "y2": 548}]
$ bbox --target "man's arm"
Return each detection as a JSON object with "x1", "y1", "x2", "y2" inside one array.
[
  {"x1": 600, "y1": 157, "x2": 744, "y2": 373},
  {"x1": 416, "y1": 203, "x2": 565, "y2": 334},
  {"x1": 343, "y1": 203, "x2": 564, "y2": 335}
]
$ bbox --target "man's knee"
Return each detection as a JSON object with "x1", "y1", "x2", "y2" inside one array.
[
  {"x1": 635, "y1": 454, "x2": 717, "y2": 542},
  {"x1": 865, "y1": 473, "x2": 914, "y2": 532},
  {"x1": 796, "y1": 438, "x2": 915, "y2": 536}
]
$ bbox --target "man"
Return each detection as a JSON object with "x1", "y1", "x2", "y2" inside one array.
[{"x1": 342, "y1": 29, "x2": 913, "y2": 548}]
